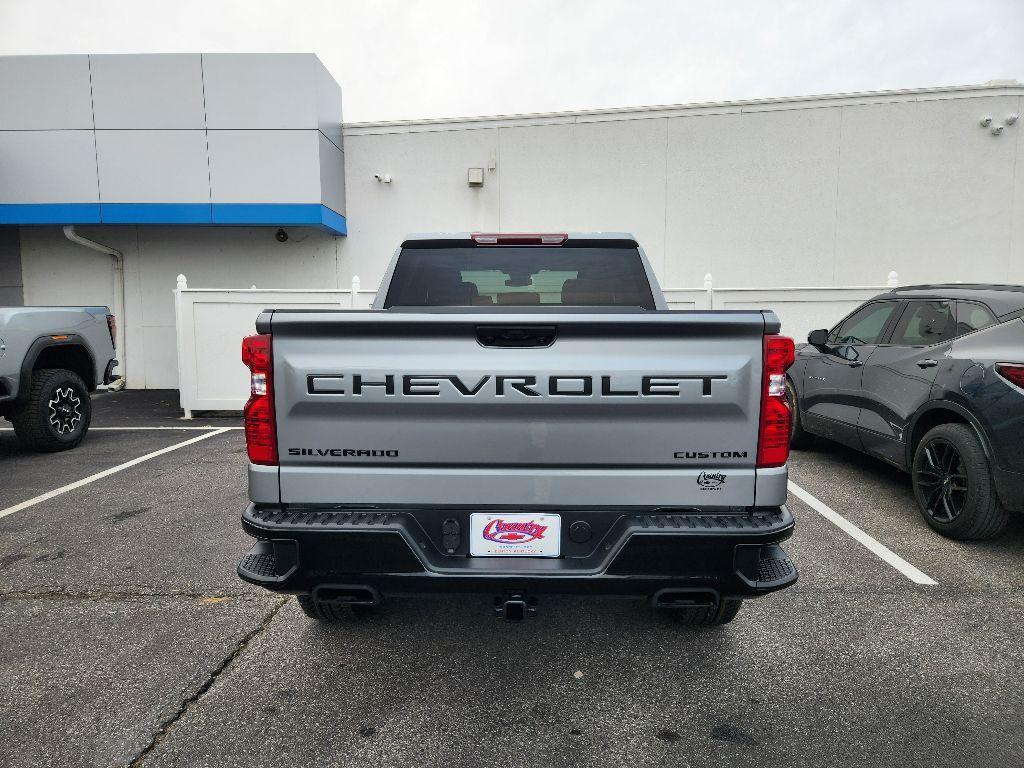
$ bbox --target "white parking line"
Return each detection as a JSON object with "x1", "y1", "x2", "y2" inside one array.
[
  {"x1": 0, "y1": 426, "x2": 242, "y2": 431},
  {"x1": 788, "y1": 480, "x2": 938, "y2": 585},
  {"x1": 0, "y1": 428, "x2": 232, "y2": 521}
]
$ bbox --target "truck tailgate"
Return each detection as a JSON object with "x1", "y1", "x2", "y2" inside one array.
[{"x1": 266, "y1": 310, "x2": 774, "y2": 508}]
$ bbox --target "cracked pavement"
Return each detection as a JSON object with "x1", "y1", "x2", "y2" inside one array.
[{"x1": 1, "y1": 390, "x2": 1023, "y2": 768}]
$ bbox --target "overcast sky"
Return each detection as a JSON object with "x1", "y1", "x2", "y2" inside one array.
[{"x1": 1, "y1": 0, "x2": 1021, "y2": 123}]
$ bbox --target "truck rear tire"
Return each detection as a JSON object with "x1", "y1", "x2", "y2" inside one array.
[
  {"x1": 912, "y1": 423, "x2": 1009, "y2": 540},
  {"x1": 673, "y1": 598, "x2": 743, "y2": 626},
  {"x1": 296, "y1": 594, "x2": 374, "y2": 621},
  {"x1": 11, "y1": 368, "x2": 92, "y2": 452}
]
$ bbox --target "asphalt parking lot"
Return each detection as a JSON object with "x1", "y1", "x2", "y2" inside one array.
[{"x1": 1, "y1": 391, "x2": 1022, "y2": 768}]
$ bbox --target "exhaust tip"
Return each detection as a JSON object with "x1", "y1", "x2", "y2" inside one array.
[
  {"x1": 312, "y1": 585, "x2": 380, "y2": 606},
  {"x1": 651, "y1": 589, "x2": 718, "y2": 609}
]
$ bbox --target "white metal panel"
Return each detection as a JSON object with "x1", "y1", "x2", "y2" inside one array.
[
  {"x1": 835, "y1": 96, "x2": 1020, "y2": 286},
  {"x1": 95, "y1": 130, "x2": 210, "y2": 203},
  {"x1": 340, "y1": 128, "x2": 500, "y2": 289},
  {"x1": 0, "y1": 130, "x2": 99, "y2": 203},
  {"x1": 0, "y1": 55, "x2": 93, "y2": 130},
  {"x1": 497, "y1": 123, "x2": 576, "y2": 230},
  {"x1": 90, "y1": 54, "x2": 206, "y2": 129},
  {"x1": 1011, "y1": 94, "x2": 1024, "y2": 284},
  {"x1": 208, "y1": 130, "x2": 322, "y2": 203},
  {"x1": 318, "y1": 133, "x2": 346, "y2": 215},
  {"x1": 663, "y1": 107, "x2": 842, "y2": 289},
  {"x1": 314, "y1": 57, "x2": 344, "y2": 150},
  {"x1": 202, "y1": 53, "x2": 319, "y2": 130}
]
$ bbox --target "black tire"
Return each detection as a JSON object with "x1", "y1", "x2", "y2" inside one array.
[
  {"x1": 10, "y1": 369, "x2": 92, "y2": 452},
  {"x1": 912, "y1": 423, "x2": 1009, "y2": 540},
  {"x1": 296, "y1": 594, "x2": 374, "y2": 622},
  {"x1": 786, "y1": 379, "x2": 815, "y2": 449},
  {"x1": 672, "y1": 599, "x2": 743, "y2": 627}
]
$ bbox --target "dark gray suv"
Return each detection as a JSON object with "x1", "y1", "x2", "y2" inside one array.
[{"x1": 787, "y1": 284, "x2": 1024, "y2": 540}]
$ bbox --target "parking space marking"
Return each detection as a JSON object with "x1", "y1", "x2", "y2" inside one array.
[
  {"x1": 788, "y1": 480, "x2": 938, "y2": 586},
  {"x1": 0, "y1": 426, "x2": 242, "y2": 431},
  {"x1": 0, "y1": 428, "x2": 232, "y2": 521}
]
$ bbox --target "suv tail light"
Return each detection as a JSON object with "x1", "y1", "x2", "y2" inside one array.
[
  {"x1": 996, "y1": 363, "x2": 1024, "y2": 390},
  {"x1": 106, "y1": 314, "x2": 117, "y2": 349},
  {"x1": 242, "y1": 333, "x2": 277, "y2": 465},
  {"x1": 757, "y1": 334, "x2": 796, "y2": 468},
  {"x1": 471, "y1": 233, "x2": 567, "y2": 246}
]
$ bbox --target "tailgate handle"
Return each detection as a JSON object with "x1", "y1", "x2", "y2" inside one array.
[{"x1": 476, "y1": 325, "x2": 556, "y2": 348}]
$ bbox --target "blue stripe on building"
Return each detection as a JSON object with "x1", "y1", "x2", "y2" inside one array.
[{"x1": 0, "y1": 203, "x2": 347, "y2": 236}]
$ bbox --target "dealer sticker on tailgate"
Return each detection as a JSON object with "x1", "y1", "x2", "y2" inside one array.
[{"x1": 469, "y1": 513, "x2": 561, "y2": 557}]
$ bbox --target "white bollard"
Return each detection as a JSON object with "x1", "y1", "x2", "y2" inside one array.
[
  {"x1": 175, "y1": 274, "x2": 188, "y2": 291},
  {"x1": 887, "y1": 270, "x2": 899, "y2": 288},
  {"x1": 703, "y1": 273, "x2": 713, "y2": 310},
  {"x1": 351, "y1": 275, "x2": 361, "y2": 308}
]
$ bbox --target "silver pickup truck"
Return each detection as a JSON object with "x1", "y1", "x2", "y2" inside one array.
[
  {"x1": 237, "y1": 233, "x2": 798, "y2": 624},
  {"x1": 0, "y1": 306, "x2": 118, "y2": 451}
]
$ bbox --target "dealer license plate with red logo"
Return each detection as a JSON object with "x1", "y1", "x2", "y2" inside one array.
[{"x1": 469, "y1": 513, "x2": 561, "y2": 557}]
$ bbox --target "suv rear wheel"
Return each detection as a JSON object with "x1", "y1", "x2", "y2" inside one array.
[
  {"x1": 786, "y1": 379, "x2": 814, "y2": 449},
  {"x1": 11, "y1": 368, "x2": 92, "y2": 452},
  {"x1": 912, "y1": 423, "x2": 1009, "y2": 540}
]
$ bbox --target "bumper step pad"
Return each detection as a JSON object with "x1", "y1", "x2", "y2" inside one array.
[{"x1": 237, "y1": 540, "x2": 298, "y2": 584}]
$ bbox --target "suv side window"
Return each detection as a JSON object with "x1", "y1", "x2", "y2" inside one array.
[
  {"x1": 889, "y1": 300, "x2": 955, "y2": 346},
  {"x1": 955, "y1": 301, "x2": 996, "y2": 337},
  {"x1": 829, "y1": 302, "x2": 899, "y2": 345}
]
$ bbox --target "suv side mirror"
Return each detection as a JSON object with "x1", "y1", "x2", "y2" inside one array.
[{"x1": 807, "y1": 329, "x2": 829, "y2": 347}]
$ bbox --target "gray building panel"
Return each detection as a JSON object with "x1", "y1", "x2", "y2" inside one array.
[
  {"x1": 202, "y1": 53, "x2": 320, "y2": 129},
  {"x1": 315, "y1": 57, "x2": 344, "y2": 150},
  {"x1": 318, "y1": 133, "x2": 346, "y2": 214},
  {"x1": 0, "y1": 55, "x2": 93, "y2": 130},
  {"x1": 0, "y1": 53, "x2": 346, "y2": 233},
  {"x1": 208, "y1": 129, "x2": 321, "y2": 203},
  {"x1": 95, "y1": 129, "x2": 211, "y2": 203},
  {"x1": 90, "y1": 54, "x2": 206, "y2": 129},
  {"x1": 0, "y1": 130, "x2": 99, "y2": 204}
]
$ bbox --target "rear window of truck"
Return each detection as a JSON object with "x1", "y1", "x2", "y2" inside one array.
[{"x1": 383, "y1": 245, "x2": 657, "y2": 309}]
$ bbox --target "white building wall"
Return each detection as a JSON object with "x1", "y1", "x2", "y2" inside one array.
[
  {"x1": 17, "y1": 82, "x2": 1024, "y2": 390},
  {"x1": 339, "y1": 84, "x2": 1024, "y2": 292}
]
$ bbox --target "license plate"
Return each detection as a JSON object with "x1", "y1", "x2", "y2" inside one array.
[{"x1": 469, "y1": 513, "x2": 561, "y2": 557}]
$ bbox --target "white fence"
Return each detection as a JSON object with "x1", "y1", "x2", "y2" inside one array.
[{"x1": 173, "y1": 271, "x2": 897, "y2": 415}]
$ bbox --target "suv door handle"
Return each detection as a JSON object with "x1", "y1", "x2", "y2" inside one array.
[
  {"x1": 847, "y1": 360, "x2": 864, "y2": 368},
  {"x1": 917, "y1": 359, "x2": 938, "y2": 369}
]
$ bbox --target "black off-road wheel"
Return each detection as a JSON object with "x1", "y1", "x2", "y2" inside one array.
[
  {"x1": 672, "y1": 599, "x2": 743, "y2": 627},
  {"x1": 912, "y1": 423, "x2": 1009, "y2": 540},
  {"x1": 296, "y1": 594, "x2": 375, "y2": 622},
  {"x1": 11, "y1": 369, "x2": 92, "y2": 452},
  {"x1": 786, "y1": 379, "x2": 814, "y2": 449}
]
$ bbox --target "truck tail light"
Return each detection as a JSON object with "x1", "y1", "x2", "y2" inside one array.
[
  {"x1": 471, "y1": 233, "x2": 568, "y2": 246},
  {"x1": 757, "y1": 334, "x2": 796, "y2": 468},
  {"x1": 106, "y1": 314, "x2": 117, "y2": 349},
  {"x1": 242, "y1": 333, "x2": 277, "y2": 465},
  {"x1": 996, "y1": 363, "x2": 1024, "y2": 390}
]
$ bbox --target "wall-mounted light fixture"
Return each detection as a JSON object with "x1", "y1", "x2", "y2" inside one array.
[
  {"x1": 373, "y1": 173, "x2": 392, "y2": 183},
  {"x1": 980, "y1": 114, "x2": 1017, "y2": 136},
  {"x1": 467, "y1": 167, "x2": 484, "y2": 187}
]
